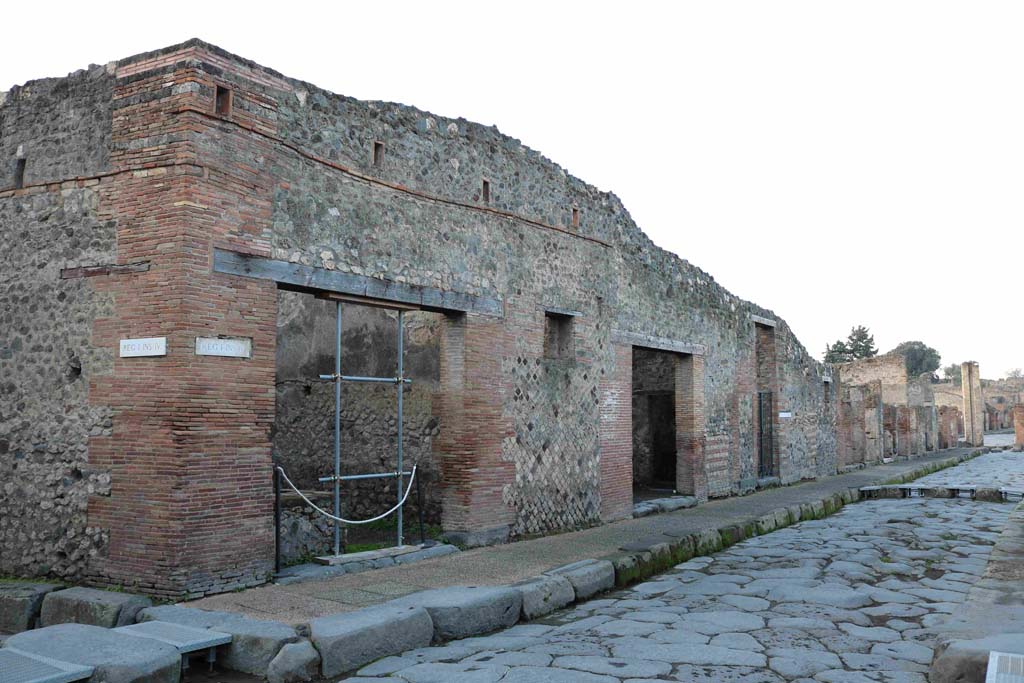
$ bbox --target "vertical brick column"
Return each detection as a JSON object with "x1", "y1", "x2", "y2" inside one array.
[
  {"x1": 435, "y1": 312, "x2": 515, "y2": 546},
  {"x1": 1014, "y1": 405, "x2": 1024, "y2": 451},
  {"x1": 599, "y1": 343, "x2": 633, "y2": 521},
  {"x1": 961, "y1": 362, "x2": 985, "y2": 447},
  {"x1": 676, "y1": 353, "x2": 708, "y2": 501}
]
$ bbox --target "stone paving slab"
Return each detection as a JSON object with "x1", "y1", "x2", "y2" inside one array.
[
  {"x1": 349, "y1": 480, "x2": 1018, "y2": 681},
  {"x1": 188, "y1": 448, "x2": 982, "y2": 624},
  {"x1": 0, "y1": 648, "x2": 93, "y2": 683},
  {"x1": 5, "y1": 623, "x2": 181, "y2": 683}
]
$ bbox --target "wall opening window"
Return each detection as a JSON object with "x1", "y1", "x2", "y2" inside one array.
[
  {"x1": 372, "y1": 141, "x2": 385, "y2": 167},
  {"x1": 571, "y1": 207, "x2": 580, "y2": 229},
  {"x1": 543, "y1": 312, "x2": 574, "y2": 360},
  {"x1": 481, "y1": 179, "x2": 490, "y2": 204},
  {"x1": 14, "y1": 158, "x2": 26, "y2": 189},
  {"x1": 215, "y1": 86, "x2": 232, "y2": 116}
]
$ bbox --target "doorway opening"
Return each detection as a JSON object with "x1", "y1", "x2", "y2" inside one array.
[
  {"x1": 272, "y1": 289, "x2": 443, "y2": 563},
  {"x1": 632, "y1": 347, "x2": 678, "y2": 501}
]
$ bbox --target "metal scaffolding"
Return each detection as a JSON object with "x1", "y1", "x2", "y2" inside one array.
[{"x1": 316, "y1": 299, "x2": 412, "y2": 555}]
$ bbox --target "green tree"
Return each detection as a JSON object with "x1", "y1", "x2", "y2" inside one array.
[
  {"x1": 942, "y1": 363, "x2": 962, "y2": 386},
  {"x1": 824, "y1": 340, "x2": 852, "y2": 363},
  {"x1": 846, "y1": 326, "x2": 877, "y2": 359},
  {"x1": 824, "y1": 326, "x2": 877, "y2": 363},
  {"x1": 891, "y1": 341, "x2": 941, "y2": 379}
]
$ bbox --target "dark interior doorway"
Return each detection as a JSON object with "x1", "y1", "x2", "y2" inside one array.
[{"x1": 632, "y1": 347, "x2": 678, "y2": 499}]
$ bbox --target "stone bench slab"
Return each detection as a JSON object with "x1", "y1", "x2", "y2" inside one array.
[
  {"x1": 5, "y1": 623, "x2": 180, "y2": 683},
  {"x1": 0, "y1": 648, "x2": 94, "y2": 683}
]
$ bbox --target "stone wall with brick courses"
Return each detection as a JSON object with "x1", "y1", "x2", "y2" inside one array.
[
  {"x1": 835, "y1": 353, "x2": 909, "y2": 406},
  {"x1": 1, "y1": 66, "x2": 114, "y2": 188},
  {"x1": 0, "y1": 188, "x2": 115, "y2": 581},
  {"x1": 169, "y1": 39, "x2": 833, "y2": 536},
  {"x1": 78, "y1": 53, "x2": 280, "y2": 597},
  {"x1": 0, "y1": 39, "x2": 841, "y2": 592}
]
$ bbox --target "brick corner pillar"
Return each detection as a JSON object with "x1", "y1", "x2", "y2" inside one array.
[
  {"x1": 961, "y1": 362, "x2": 985, "y2": 447},
  {"x1": 1014, "y1": 405, "x2": 1024, "y2": 451},
  {"x1": 677, "y1": 353, "x2": 708, "y2": 502},
  {"x1": 599, "y1": 343, "x2": 633, "y2": 522},
  {"x1": 435, "y1": 312, "x2": 516, "y2": 546}
]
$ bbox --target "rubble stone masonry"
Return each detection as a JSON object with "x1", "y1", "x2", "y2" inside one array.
[{"x1": 3, "y1": 40, "x2": 845, "y2": 596}]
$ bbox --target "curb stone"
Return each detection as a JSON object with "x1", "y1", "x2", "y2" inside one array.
[
  {"x1": 388, "y1": 586, "x2": 522, "y2": 642},
  {"x1": 40, "y1": 586, "x2": 152, "y2": 628},
  {"x1": 309, "y1": 604, "x2": 433, "y2": 678},
  {"x1": 545, "y1": 560, "x2": 615, "y2": 601},
  {"x1": 513, "y1": 575, "x2": 575, "y2": 620},
  {"x1": 0, "y1": 582, "x2": 62, "y2": 633}
]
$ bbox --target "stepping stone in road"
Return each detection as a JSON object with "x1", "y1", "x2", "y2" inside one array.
[
  {"x1": 0, "y1": 648, "x2": 93, "y2": 683},
  {"x1": 115, "y1": 621, "x2": 232, "y2": 672}
]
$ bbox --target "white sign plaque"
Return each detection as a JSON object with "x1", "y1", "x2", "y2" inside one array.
[
  {"x1": 778, "y1": 411, "x2": 793, "y2": 419},
  {"x1": 119, "y1": 337, "x2": 167, "y2": 358},
  {"x1": 195, "y1": 337, "x2": 252, "y2": 359}
]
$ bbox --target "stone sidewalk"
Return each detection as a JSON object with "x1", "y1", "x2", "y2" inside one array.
[{"x1": 191, "y1": 448, "x2": 985, "y2": 624}]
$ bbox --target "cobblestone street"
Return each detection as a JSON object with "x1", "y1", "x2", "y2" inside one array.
[
  {"x1": 914, "y1": 448, "x2": 1024, "y2": 490},
  {"x1": 343, "y1": 452, "x2": 1021, "y2": 682}
]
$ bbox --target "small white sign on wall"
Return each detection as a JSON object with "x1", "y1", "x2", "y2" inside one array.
[
  {"x1": 779, "y1": 411, "x2": 794, "y2": 419},
  {"x1": 119, "y1": 337, "x2": 167, "y2": 358},
  {"x1": 195, "y1": 337, "x2": 252, "y2": 359}
]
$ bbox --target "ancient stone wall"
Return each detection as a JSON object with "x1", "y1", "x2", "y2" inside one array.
[
  {"x1": 1, "y1": 66, "x2": 114, "y2": 188},
  {"x1": 2, "y1": 39, "x2": 843, "y2": 593},
  {"x1": 836, "y1": 354, "x2": 909, "y2": 406},
  {"x1": 0, "y1": 188, "x2": 115, "y2": 581}
]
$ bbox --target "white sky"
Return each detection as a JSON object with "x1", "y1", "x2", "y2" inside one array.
[{"x1": 4, "y1": 1, "x2": 1022, "y2": 377}]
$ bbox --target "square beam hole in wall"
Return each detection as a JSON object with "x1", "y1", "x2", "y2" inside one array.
[
  {"x1": 372, "y1": 141, "x2": 385, "y2": 167},
  {"x1": 543, "y1": 311, "x2": 575, "y2": 360},
  {"x1": 215, "y1": 85, "x2": 232, "y2": 116}
]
